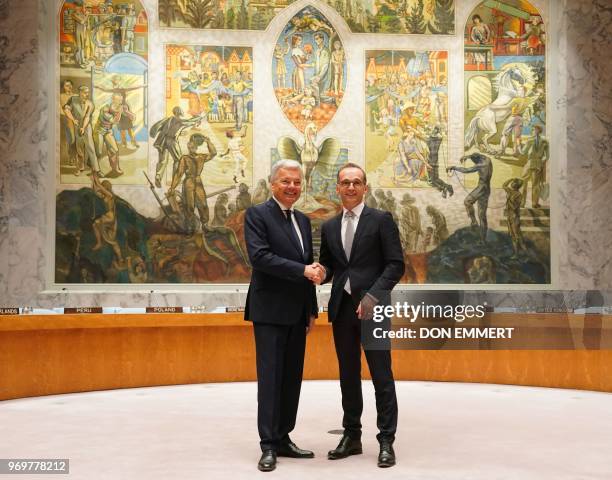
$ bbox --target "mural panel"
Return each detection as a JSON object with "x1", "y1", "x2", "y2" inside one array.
[
  {"x1": 55, "y1": 39, "x2": 254, "y2": 284},
  {"x1": 272, "y1": 5, "x2": 346, "y2": 133},
  {"x1": 452, "y1": 0, "x2": 548, "y2": 284},
  {"x1": 363, "y1": 49, "x2": 454, "y2": 285},
  {"x1": 162, "y1": 44, "x2": 253, "y2": 188},
  {"x1": 365, "y1": 49, "x2": 449, "y2": 190},
  {"x1": 158, "y1": 0, "x2": 295, "y2": 30},
  {"x1": 323, "y1": 0, "x2": 455, "y2": 34},
  {"x1": 59, "y1": 0, "x2": 149, "y2": 185}
]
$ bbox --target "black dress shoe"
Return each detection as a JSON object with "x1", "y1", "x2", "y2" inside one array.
[
  {"x1": 258, "y1": 450, "x2": 276, "y2": 472},
  {"x1": 327, "y1": 435, "x2": 363, "y2": 460},
  {"x1": 377, "y1": 441, "x2": 396, "y2": 468},
  {"x1": 277, "y1": 441, "x2": 314, "y2": 458}
]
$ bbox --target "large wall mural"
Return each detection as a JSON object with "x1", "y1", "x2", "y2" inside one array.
[
  {"x1": 54, "y1": 0, "x2": 550, "y2": 286},
  {"x1": 322, "y1": 0, "x2": 455, "y2": 34}
]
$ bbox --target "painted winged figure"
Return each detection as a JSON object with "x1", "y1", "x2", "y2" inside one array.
[{"x1": 276, "y1": 122, "x2": 340, "y2": 200}]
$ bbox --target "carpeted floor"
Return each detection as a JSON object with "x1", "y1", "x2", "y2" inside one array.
[{"x1": 0, "y1": 381, "x2": 610, "y2": 479}]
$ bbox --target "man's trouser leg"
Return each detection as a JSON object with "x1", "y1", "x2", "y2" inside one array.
[
  {"x1": 332, "y1": 291, "x2": 363, "y2": 440},
  {"x1": 253, "y1": 320, "x2": 306, "y2": 451}
]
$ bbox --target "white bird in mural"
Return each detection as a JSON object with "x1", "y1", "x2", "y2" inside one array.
[{"x1": 277, "y1": 122, "x2": 340, "y2": 200}]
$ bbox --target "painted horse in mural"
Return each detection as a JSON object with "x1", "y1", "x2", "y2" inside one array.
[{"x1": 464, "y1": 66, "x2": 536, "y2": 154}]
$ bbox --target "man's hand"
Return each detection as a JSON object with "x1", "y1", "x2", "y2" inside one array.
[
  {"x1": 446, "y1": 166, "x2": 456, "y2": 173},
  {"x1": 306, "y1": 315, "x2": 316, "y2": 335},
  {"x1": 304, "y1": 263, "x2": 325, "y2": 285},
  {"x1": 313, "y1": 262, "x2": 326, "y2": 284},
  {"x1": 356, "y1": 293, "x2": 378, "y2": 320}
]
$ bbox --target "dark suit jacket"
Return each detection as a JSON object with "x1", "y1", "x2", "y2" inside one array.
[
  {"x1": 319, "y1": 206, "x2": 405, "y2": 322},
  {"x1": 244, "y1": 198, "x2": 318, "y2": 325}
]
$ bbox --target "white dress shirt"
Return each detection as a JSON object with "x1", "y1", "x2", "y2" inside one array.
[{"x1": 273, "y1": 196, "x2": 304, "y2": 253}]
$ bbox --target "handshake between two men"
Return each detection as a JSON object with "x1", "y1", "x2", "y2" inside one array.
[
  {"x1": 303, "y1": 262, "x2": 377, "y2": 321},
  {"x1": 304, "y1": 262, "x2": 326, "y2": 285}
]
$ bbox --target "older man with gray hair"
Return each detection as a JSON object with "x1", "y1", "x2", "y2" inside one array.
[{"x1": 244, "y1": 159, "x2": 324, "y2": 472}]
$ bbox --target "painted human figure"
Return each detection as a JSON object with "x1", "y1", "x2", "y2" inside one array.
[
  {"x1": 127, "y1": 256, "x2": 148, "y2": 283},
  {"x1": 274, "y1": 40, "x2": 291, "y2": 89},
  {"x1": 310, "y1": 32, "x2": 332, "y2": 106},
  {"x1": 470, "y1": 14, "x2": 491, "y2": 44},
  {"x1": 91, "y1": 7, "x2": 117, "y2": 64},
  {"x1": 426, "y1": 126, "x2": 453, "y2": 198},
  {"x1": 150, "y1": 106, "x2": 202, "y2": 188},
  {"x1": 64, "y1": 85, "x2": 102, "y2": 177},
  {"x1": 60, "y1": 79, "x2": 76, "y2": 166},
  {"x1": 229, "y1": 71, "x2": 250, "y2": 131},
  {"x1": 447, "y1": 153, "x2": 493, "y2": 243},
  {"x1": 300, "y1": 87, "x2": 316, "y2": 119},
  {"x1": 520, "y1": 125, "x2": 549, "y2": 208},
  {"x1": 91, "y1": 173, "x2": 124, "y2": 268},
  {"x1": 374, "y1": 108, "x2": 396, "y2": 152},
  {"x1": 433, "y1": 75, "x2": 448, "y2": 123},
  {"x1": 121, "y1": 4, "x2": 137, "y2": 53},
  {"x1": 95, "y1": 75, "x2": 145, "y2": 148},
  {"x1": 331, "y1": 40, "x2": 345, "y2": 95},
  {"x1": 386, "y1": 190, "x2": 399, "y2": 224},
  {"x1": 499, "y1": 105, "x2": 526, "y2": 156},
  {"x1": 521, "y1": 15, "x2": 545, "y2": 55},
  {"x1": 71, "y1": 6, "x2": 89, "y2": 67},
  {"x1": 503, "y1": 178, "x2": 526, "y2": 255},
  {"x1": 181, "y1": 71, "x2": 204, "y2": 116},
  {"x1": 235, "y1": 182, "x2": 252, "y2": 212},
  {"x1": 399, "y1": 193, "x2": 422, "y2": 253},
  {"x1": 252, "y1": 179, "x2": 270, "y2": 205},
  {"x1": 426, "y1": 205, "x2": 449, "y2": 246},
  {"x1": 94, "y1": 93, "x2": 125, "y2": 176},
  {"x1": 212, "y1": 193, "x2": 230, "y2": 227},
  {"x1": 169, "y1": 134, "x2": 217, "y2": 234},
  {"x1": 222, "y1": 125, "x2": 249, "y2": 183},
  {"x1": 397, "y1": 129, "x2": 429, "y2": 181},
  {"x1": 469, "y1": 14, "x2": 491, "y2": 69},
  {"x1": 290, "y1": 35, "x2": 308, "y2": 94},
  {"x1": 366, "y1": 77, "x2": 382, "y2": 133}
]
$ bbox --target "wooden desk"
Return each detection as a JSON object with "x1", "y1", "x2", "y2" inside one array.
[{"x1": 1, "y1": 314, "x2": 611, "y2": 400}]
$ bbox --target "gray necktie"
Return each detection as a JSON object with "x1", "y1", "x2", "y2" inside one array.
[{"x1": 343, "y1": 210, "x2": 355, "y2": 293}]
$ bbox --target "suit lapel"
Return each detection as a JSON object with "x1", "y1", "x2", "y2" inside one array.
[
  {"x1": 349, "y1": 206, "x2": 371, "y2": 262},
  {"x1": 334, "y1": 213, "x2": 348, "y2": 264}
]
